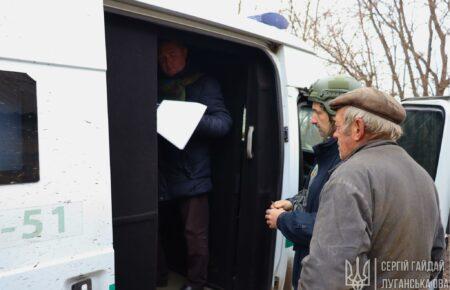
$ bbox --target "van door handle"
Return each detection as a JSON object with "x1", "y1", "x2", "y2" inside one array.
[
  {"x1": 246, "y1": 126, "x2": 254, "y2": 159},
  {"x1": 71, "y1": 279, "x2": 92, "y2": 290}
]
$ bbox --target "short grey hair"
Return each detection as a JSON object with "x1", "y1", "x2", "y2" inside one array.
[{"x1": 343, "y1": 106, "x2": 403, "y2": 141}]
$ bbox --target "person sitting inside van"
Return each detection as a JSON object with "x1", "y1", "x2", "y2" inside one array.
[
  {"x1": 157, "y1": 40, "x2": 232, "y2": 290},
  {"x1": 265, "y1": 75, "x2": 361, "y2": 290}
]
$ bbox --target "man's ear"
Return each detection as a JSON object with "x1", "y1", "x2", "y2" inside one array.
[{"x1": 353, "y1": 118, "x2": 365, "y2": 141}]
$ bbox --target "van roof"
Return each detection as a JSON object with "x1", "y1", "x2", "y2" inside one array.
[{"x1": 126, "y1": 0, "x2": 315, "y2": 54}]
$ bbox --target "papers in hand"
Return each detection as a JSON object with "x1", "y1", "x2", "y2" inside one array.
[{"x1": 157, "y1": 100, "x2": 207, "y2": 150}]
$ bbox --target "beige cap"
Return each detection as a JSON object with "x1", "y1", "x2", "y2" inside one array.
[{"x1": 329, "y1": 87, "x2": 406, "y2": 124}]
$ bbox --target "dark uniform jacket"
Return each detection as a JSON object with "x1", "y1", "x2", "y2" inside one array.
[
  {"x1": 277, "y1": 137, "x2": 340, "y2": 247},
  {"x1": 158, "y1": 72, "x2": 232, "y2": 201},
  {"x1": 277, "y1": 137, "x2": 340, "y2": 287},
  {"x1": 299, "y1": 140, "x2": 445, "y2": 290}
]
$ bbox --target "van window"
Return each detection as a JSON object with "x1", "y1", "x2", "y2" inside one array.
[
  {"x1": 0, "y1": 70, "x2": 39, "y2": 184},
  {"x1": 298, "y1": 105, "x2": 322, "y2": 152},
  {"x1": 398, "y1": 105, "x2": 444, "y2": 180}
]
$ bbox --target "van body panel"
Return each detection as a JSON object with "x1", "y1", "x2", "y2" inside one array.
[
  {"x1": 0, "y1": 1, "x2": 106, "y2": 70},
  {"x1": 272, "y1": 84, "x2": 300, "y2": 290},
  {"x1": 273, "y1": 45, "x2": 324, "y2": 289},
  {"x1": 277, "y1": 46, "x2": 325, "y2": 88},
  {"x1": 106, "y1": 0, "x2": 313, "y2": 52},
  {"x1": 0, "y1": 58, "x2": 114, "y2": 288},
  {"x1": 0, "y1": 249, "x2": 114, "y2": 289},
  {"x1": 402, "y1": 99, "x2": 450, "y2": 230},
  {"x1": 104, "y1": 0, "x2": 277, "y2": 52}
]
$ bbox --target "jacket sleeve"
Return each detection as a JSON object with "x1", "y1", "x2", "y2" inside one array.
[
  {"x1": 195, "y1": 76, "x2": 232, "y2": 138},
  {"x1": 277, "y1": 210, "x2": 316, "y2": 248},
  {"x1": 299, "y1": 179, "x2": 372, "y2": 290},
  {"x1": 430, "y1": 187, "x2": 445, "y2": 280},
  {"x1": 430, "y1": 221, "x2": 445, "y2": 279}
]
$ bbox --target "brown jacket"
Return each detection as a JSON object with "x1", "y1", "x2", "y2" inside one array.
[{"x1": 299, "y1": 140, "x2": 445, "y2": 290}]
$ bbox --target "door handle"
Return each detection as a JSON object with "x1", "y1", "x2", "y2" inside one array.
[{"x1": 246, "y1": 126, "x2": 254, "y2": 159}]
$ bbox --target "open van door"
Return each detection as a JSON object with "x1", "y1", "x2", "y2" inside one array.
[
  {"x1": 234, "y1": 56, "x2": 283, "y2": 290},
  {"x1": 105, "y1": 13, "x2": 158, "y2": 290},
  {"x1": 399, "y1": 100, "x2": 449, "y2": 231}
]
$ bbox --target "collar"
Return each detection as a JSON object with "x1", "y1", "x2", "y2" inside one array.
[
  {"x1": 343, "y1": 139, "x2": 397, "y2": 162},
  {"x1": 328, "y1": 139, "x2": 396, "y2": 174},
  {"x1": 313, "y1": 137, "x2": 338, "y2": 155}
]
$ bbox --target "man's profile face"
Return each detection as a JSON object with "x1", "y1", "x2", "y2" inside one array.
[
  {"x1": 158, "y1": 41, "x2": 188, "y2": 77},
  {"x1": 333, "y1": 107, "x2": 355, "y2": 160},
  {"x1": 311, "y1": 102, "x2": 332, "y2": 138}
]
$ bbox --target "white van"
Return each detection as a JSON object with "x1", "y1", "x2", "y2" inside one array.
[{"x1": 0, "y1": 1, "x2": 325, "y2": 289}]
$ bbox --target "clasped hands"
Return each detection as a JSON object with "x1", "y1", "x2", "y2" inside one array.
[{"x1": 265, "y1": 199, "x2": 293, "y2": 229}]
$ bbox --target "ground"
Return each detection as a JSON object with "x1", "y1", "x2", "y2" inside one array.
[{"x1": 157, "y1": 271, "x2": 214, "y2": 290}]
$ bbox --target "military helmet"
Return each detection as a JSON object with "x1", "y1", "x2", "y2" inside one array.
[{"x1": 308, "y1": 75, "x2": 362, "y2": 115}]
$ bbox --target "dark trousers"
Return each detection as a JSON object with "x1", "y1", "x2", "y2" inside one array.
[{"x1": 157, "y1": 194, "x2": 209, "y2": 288}]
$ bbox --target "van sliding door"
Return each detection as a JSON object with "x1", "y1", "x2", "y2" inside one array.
[
  {"x1": 105, "y1": 13, "x2": 158, "y2": 290},
  {"x1": 235, "y1": 55, "x2": 283, "y2": 290}
]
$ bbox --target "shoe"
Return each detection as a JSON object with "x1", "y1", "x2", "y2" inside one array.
[{"x1": 179, "y1": 285, "x2": 204, "y2": 290}]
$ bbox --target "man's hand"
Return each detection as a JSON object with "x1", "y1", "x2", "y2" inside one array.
[
  {"x1": 271, "y1": 200, "x2": 293, "y2": 211},
  {"x1": 265, "y1": 208, "x2": 286, "y2": 229}
]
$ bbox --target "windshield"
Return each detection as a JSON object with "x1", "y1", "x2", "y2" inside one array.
[{"x1": 397, "y1": 105, "x2": 445, "y2": 180}]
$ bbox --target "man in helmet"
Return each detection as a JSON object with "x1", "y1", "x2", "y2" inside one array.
[{"x1": 265, "y1": 75, "x2": 362, "y2": 290}]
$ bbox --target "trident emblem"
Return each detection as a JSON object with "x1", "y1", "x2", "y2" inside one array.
[{"x1": 345, "y1": 257, "x2": 371, "y2": 290}]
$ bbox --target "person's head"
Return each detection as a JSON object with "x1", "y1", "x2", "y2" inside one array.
[
  {"x1": 158, "y1": 40, "x2": 188, "y2": 77},
  {"x1": 308, "y1": 75, "x2": 362, "y2": 138},
  {"x1": 330, "y1": 87, "x2": 406, "y2": 160},
  {"x1": 311, "y1": 102, "x2": 333, "y2": 138}
]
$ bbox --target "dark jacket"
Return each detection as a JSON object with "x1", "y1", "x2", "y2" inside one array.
[
  {"x1": 158, "y1": 73, "x2": 232, "y2": 201},
  {"x1": 277, "y1": 137, "x2": 340, "y2": 246},
  {"x1": 277, "y1": 137, "x2": 340, "y2": 287},
  {"x1": 299, "y1": 140, "x2": 445, "y2": 290}
]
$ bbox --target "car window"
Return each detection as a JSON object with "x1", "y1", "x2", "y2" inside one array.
[
  {"x1": 298, "y1": 106, "x2": 322, "y2": 152},
  {"x1": 398, "y1": 105, "x2": 444, "y2": 180},
  {"x1": 0, "y1": 70, "x2": 39, "y2": 184}
]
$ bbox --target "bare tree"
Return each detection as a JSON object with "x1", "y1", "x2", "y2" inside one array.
[
  {"x1": 281, "y1": 0, "x2": 317, "y2": 42},
  {"x1": 282, "y1": 0, "x2": 449, "y2": 98}
]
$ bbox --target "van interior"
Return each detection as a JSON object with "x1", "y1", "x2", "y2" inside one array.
[{"x1": 104, "y1": 12, "x2": 284, "y2": 290}]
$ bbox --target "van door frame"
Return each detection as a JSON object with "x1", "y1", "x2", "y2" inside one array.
[{"x1": 103, "y1": 3, "x2": 290, "y2": 289}]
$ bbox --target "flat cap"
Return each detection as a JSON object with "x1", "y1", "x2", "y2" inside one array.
[{"x1": 329, "y1": 87, "x2": 406, "y2": 124}]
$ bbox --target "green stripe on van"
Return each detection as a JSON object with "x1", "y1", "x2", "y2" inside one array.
[{"x1": 109, "y1": 284, "x2": 115, "y2": 290}]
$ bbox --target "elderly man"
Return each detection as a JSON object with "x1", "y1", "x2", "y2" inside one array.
[
  {"x1": 265, "y1": 75, "x2": 361, "y2": 290},
  {"x1": 299, "y1": 87, "x2": 445, "y2": 290},
  {"x1": 157, "y1": 40, "x2": 232, "y2": 290}
]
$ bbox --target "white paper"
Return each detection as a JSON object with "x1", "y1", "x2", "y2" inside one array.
[{"x1": 157, "y1": 100, "x2": 207, "y2": 150}]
